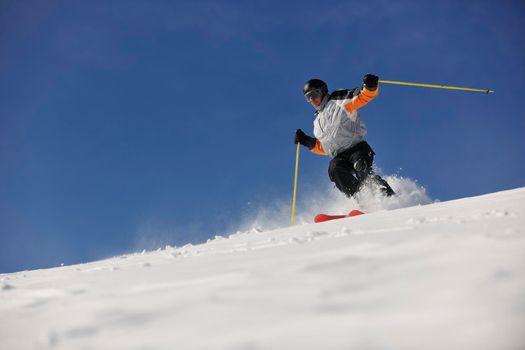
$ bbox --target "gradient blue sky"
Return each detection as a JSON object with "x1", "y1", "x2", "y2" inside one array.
[{"x1": 1, "y1": 0, "x2": 524, "y2": 272}]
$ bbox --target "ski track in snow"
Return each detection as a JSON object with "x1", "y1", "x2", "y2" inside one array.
[{"x1": 1, "y1": 187, "x2": 525, "y2": 350}]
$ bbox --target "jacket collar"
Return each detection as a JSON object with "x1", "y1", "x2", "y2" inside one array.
[{"x1": 315, "y1": 94, "x2": 329, "y2": 112}]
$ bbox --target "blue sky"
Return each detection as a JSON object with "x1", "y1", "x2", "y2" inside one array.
[{"x1": 1, "y1": 0, "x2": 524, "y2": 273}]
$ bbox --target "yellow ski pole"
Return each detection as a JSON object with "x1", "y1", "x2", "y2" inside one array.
[
  {"x1": 291, "y1": 142, "x2": 300, "y2": 225},
  {"x1": 379, "y1": 79, "x2": 495, "y2": 94}
]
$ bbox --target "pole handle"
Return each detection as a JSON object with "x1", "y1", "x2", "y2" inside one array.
[{"x1": 291, "y1": 142, "x2": 300, "y2": 225}]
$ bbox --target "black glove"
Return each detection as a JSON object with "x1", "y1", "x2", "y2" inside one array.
[
  {"x1": 294, "y1": 129, "x2": 316, "y2": 149},
  {"x1": 363, "y1": 73, "x2": 379, "y2": 91}
]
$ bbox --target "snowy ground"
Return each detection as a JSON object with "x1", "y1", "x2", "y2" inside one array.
[{"x1": 1, "y1": 186, "x2": 524, "y2": 350}]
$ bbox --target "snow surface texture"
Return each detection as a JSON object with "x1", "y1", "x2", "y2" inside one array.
[{"x1": 1, "y1": 187, "x2": 525, "y2": 350}]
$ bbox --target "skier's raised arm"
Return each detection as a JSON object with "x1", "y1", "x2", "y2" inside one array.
[{"x1": 344, "y1": 74, "x2": 380, "y2": 113}]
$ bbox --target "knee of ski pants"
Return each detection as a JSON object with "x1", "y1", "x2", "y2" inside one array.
[
  {"x1": 348, "y1": 152, "x2": 373, "y2": 179},
  {"x1": 328, "y1": 158, "x2": 361, "y2": 197},
  {"x1": 328, "y1": 157, "x2": 354, "y2": 183},
  {"x1": 328, "y1": 150, "x2": 376, "y2": 180}
]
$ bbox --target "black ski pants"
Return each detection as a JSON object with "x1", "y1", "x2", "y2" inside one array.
[{"x1": 328, "y1": 141, "x2": 394, "y2": 198}]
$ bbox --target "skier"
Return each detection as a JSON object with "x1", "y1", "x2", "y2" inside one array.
[{"x1": 294, "y1": 74, "x2": 395, "y2": 198}]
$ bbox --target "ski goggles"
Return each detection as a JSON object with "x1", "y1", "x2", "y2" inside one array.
[{"x1": 304, "y1": 89, "x2": 322, "y2": 102}]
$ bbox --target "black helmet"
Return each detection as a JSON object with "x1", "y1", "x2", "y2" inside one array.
[{"x1": 303, "y1": 79, "x2": 328, "y2": 100}]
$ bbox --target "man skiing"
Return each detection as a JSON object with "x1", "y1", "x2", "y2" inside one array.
[{"x1": 295, "y1": 74, "x2": 395, "y2": 198}]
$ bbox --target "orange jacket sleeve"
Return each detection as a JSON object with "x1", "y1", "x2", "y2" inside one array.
[
  {"x1": 344, "y1": 86, "x2": 379, "y2": 113},
  {"x1": 310, "y1": 139, "x2": 328, "y2": 155}
]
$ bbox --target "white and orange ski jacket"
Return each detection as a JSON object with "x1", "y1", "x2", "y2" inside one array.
[{"x1": 311, "y1": 86, "x2": 378, "y2": 157}]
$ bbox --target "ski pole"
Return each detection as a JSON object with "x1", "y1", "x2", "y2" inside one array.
[
  {"x1": 379, "y1": 79, "x2": 495, "y2": 94},
  {"x1": 291, "y1": 142, "x2": 300, "y2": 225}
]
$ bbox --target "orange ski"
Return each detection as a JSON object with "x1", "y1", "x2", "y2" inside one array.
[{"x1": 314, "y1": 210, "x2": 364, "y2": 223}]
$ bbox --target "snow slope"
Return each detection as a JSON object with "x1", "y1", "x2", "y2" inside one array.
[{"x1": 1, "y1": 187, "x2": 524, "y2": 350}]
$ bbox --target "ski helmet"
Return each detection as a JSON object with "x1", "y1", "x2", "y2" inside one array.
[{"x1": 303, "y1": 79, "x2": 328, "y2": 101}]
